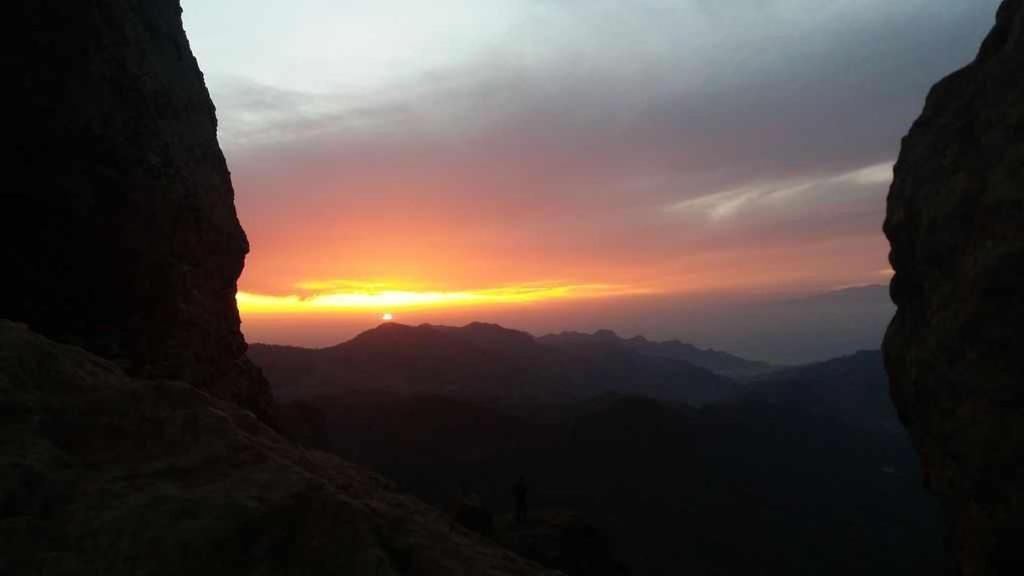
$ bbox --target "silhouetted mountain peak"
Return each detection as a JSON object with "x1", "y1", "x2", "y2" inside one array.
[
  {"x1": 255, "y1": 321, "x2": 744, "y2": 405},
  {"x1": 464, "y1": 321, "x2": 510, "y2": 331},
  {"x1": 345, "y1": 322, "x2": 434, "y2": 346},
  {"x1": 437, "y1": 322, "x2": 537, "y2": 350},
  {"x1": 539, "y1": 328, "x2": 776, "y2": 380},
  {"x1": 663, "y1": 339, "x2": 697, "y2": 350}
]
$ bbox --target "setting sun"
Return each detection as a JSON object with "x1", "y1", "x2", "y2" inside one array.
[{"x1": 382, "y1": 312, "x2": 394, "y2": 321}]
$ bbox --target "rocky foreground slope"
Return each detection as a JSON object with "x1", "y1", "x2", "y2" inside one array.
[
  {"x1": 0, "y1": 320, "x2": 550, "y2": 576},
  {"x1": 883, "y1": 1, "x2": 1022, "y2": 574}
]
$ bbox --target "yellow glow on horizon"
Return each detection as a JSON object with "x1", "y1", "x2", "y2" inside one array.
[{"x1": 236, "y1": 280, "x2": 653, "y2": 315}]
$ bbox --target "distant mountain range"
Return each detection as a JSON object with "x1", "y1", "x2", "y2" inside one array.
[
  {"x1": 250, "y1": 322, "x2": 766, "y2": 406},
  {"x1": 685, "y1": 284, "x2": 895, "y2": 364},
  {"x1": 539, "y1": 329, "x2": 776, "y2": 379},
  {"x1": 258, "y1": 339, "x2": 939, "y2": 575},
  {"x1": 737, "y1": 349, "x2": 901, "y2": 431}
]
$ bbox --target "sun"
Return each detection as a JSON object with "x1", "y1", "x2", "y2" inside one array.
[{"x1": 382, "y1": 312, "x2": 394, "y2": 322}]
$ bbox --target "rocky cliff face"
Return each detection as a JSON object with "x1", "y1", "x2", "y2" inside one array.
[
  {"x1": 883, "y1": 1, "x2": 1023, "y2": 574},
  {"x1": 0, "y1": 321, "x2": 550, "y2": 575},
  {"x1": 7, "y1": 0, "x2": 272, "y2": 420}
]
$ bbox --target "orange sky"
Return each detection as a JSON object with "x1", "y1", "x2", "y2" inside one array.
[
  {"x1": 178, "y1": 0, "x2": 996, "y2": 352},
  {"x1": 231, "y1": 143, "x2": 897, "y2": 320}
]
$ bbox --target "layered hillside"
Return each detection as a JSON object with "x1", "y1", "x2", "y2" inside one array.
[
  {"x1": 741, "y1": 350, "x2": 900, "y2": 431},
  {"x1": 883, "y1": 1, "x2": 1023, "y2": 574},
  {"x1": 620, "y1": 335, "x2": 776, "y2": 380},
  {"x1": 273, "y1": 352, "x2": 941, "y2": 575},
  {"x1": 7, "y1": 0, "x2": 271, "y2": 420}
]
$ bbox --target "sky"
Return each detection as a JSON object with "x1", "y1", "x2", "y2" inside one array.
[{"x1": 181, "y1": 0, "x2": 1000, "y2": 360}]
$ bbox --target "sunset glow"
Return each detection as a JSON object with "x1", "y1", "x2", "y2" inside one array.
[
  {"x1": 237, "y1": 281, "x2": 653, "y2": 316},
  {"x1": 178, "y1": 0, "x2": 996, "y2": 348}
]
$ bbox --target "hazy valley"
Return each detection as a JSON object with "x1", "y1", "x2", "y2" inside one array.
[{"x1": 252, "y1": 323, "x2": 941, "y2": 575}]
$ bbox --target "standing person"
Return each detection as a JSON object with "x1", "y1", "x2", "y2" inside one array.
[{"x1": 514, "y1": 476, "x2": 528, "y2": 525}]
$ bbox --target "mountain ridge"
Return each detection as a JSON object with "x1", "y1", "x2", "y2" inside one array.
[{"x1": 250, "y1": 322, "x2": 747, "y2": 406}]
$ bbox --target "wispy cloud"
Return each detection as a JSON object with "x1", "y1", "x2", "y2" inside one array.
[{"x1": 666, "y1": 161, "x2": 893, "y2": 223}]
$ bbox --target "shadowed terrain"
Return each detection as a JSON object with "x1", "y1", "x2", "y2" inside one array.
[{"x1": 260, "y1": 342, "x2": 943, "y2": 575}]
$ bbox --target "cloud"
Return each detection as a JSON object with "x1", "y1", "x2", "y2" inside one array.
[
  {"x1": 188, "y1": 0, "x2": 999, "y2": 299},
  {"x1": 666, "y1": 161, "x2": 893, "y2": 226}
]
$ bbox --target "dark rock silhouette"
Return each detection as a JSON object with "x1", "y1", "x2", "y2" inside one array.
[
  {"x1": 0, "y1": 321, "x2": 549, "y2": 575},
  {"x1": 883, "y1": 1, "x2": 1023, "y2": 574},
  {"x1": 7, "y1": 0, "x2": 272, "y2": 420}
]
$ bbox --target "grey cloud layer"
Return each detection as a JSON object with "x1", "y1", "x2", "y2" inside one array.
[{"x1": 208, "y1": 0, "x2": 999, "y2": 288}]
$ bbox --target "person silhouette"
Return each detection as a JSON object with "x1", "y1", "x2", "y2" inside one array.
[{"x1": 514, "y1": 476, "x2": 528, "y2": 525}]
